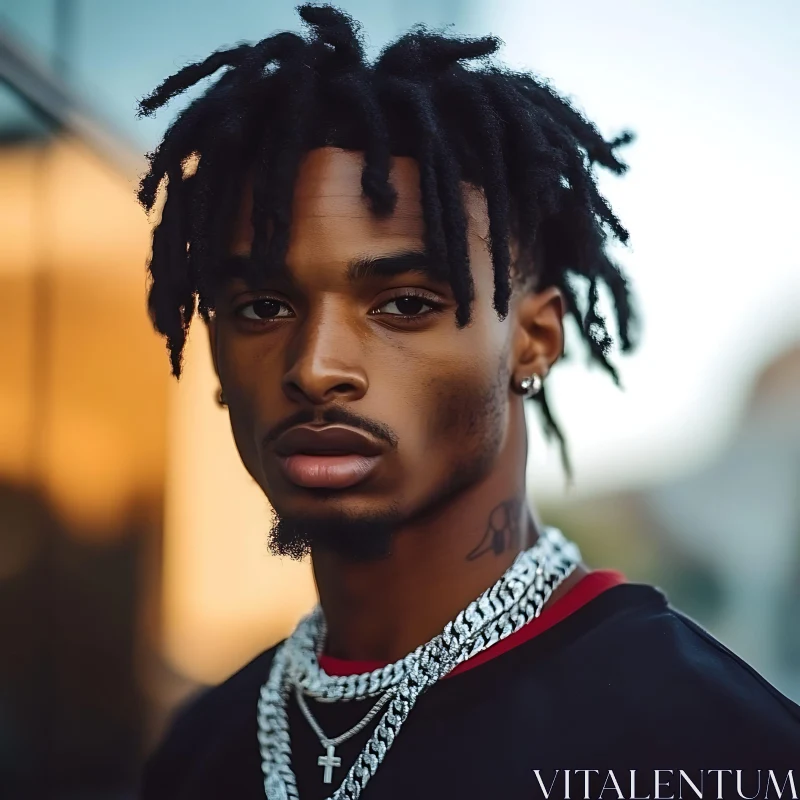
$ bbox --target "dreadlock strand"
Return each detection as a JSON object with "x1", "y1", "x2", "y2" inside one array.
[
  {"x1": 424, "y1": 91, "x2": 475, "y2": 325},
  {"x1": 442, "y1": 70, "x2": 513, "y2": 317},
  {"x1": 139, "y1": 31, "x2": 309, "y2": 211},
  {"x1": 376, "y1": 29, "x2": 499, "y2": 78},
  {"x1": 327, "y1": 72, "x2": 397, "y2": 216},
  {"x1": 138, "y1": 73, "x2": 249, "y2": 211},
  {"x1": 146, "y1": 168, "x2": 194, "y2": 377},
  {"x1": 244, "y1": 37, "x2": 314, "y2": 268},
  {"x1": 299, "y1": 4, "x2": 365, "y2": 68},
  {"x1": 481, "y1": 79, "x2": 567, "y2": 271},
  {"x1": 592, "y1": 253, "x2": 638, "y2": 353},
  {"x1": 432, "y1": 137, "x2": 475, "y2": 327},
  {"x1": 516, "y1": 75, "x2": 632, "y2": 175},
  {"x1": 259, "y1": 60, "x2": 318, "y2": 273},
  {"x1": 383, "y1": 76, "x2": 449, "y2": 271},
  {"x1": 137, "y1": 43, "x2": 253, "y2": 117},
  {"x1": 535, "y1": 385, "x2": 573, "y2": 483}
]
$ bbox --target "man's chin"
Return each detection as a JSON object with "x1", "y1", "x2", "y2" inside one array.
[{"x1": 267, "y1": 502, "x2": 403, "y2": 563}]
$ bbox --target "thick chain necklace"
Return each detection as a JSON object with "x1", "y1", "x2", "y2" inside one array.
[{"x1": 258, "y1": 527, "x2": 580, "y2": 800}]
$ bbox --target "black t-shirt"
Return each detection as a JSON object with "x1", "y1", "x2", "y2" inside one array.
[{"x1": 139, "y1": 584, "x2": 800, "y2": 799}]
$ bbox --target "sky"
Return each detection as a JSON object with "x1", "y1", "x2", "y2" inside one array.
[{"x1": 2, "y1": 0, "x2": 798, "y2": 497}]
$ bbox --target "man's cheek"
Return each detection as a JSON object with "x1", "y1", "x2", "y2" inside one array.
[{"x1": 228, "y1": 410, "x2": 263, "y2": 482}]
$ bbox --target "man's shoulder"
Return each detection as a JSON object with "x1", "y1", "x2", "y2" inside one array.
[
  {"x1": 563, "y1": 584, "x2": 800, "y2": 757},
  {"x1": 604, "y1": 589, "x2": 799, "y2": 711},
  {"x1": 139, "y1": 643, "x2": 281, "y2": 798}
]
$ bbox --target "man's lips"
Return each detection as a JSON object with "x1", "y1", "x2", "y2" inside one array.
[
  {"x1": 274, "y1": 424, "x2": 383, "y2": 457},
  {"x1": 273, "y1": 425, "x2": 384, "y2": 489},
  {"x1": 278, "y1": 453, "x2": 380, "y2": 489}
]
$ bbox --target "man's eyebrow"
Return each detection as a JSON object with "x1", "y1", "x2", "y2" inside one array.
[{"x1": 347, "y1": 251, "x2": 450, "y2": 284}]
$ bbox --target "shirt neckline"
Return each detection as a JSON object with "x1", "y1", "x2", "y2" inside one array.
[{"x1": 318, "y1": 569, "x2": 627, "y2": 679}]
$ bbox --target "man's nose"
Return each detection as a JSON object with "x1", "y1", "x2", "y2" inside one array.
[{"x1": 280, "y1": 305, "x2": 369, "y2": 405}]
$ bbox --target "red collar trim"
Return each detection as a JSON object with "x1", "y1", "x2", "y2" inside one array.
[{"x1": 318, "y1": 569, "x2": 626, "y2": 678}]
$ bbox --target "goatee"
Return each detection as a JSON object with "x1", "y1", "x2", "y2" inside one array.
[{"x1": 267, "y1": 501, "x2": 403, "y2": 562}]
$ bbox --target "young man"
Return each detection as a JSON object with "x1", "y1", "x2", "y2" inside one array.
[{"x1": 138, "y1": 6, "x2": 799, "y2": 799}]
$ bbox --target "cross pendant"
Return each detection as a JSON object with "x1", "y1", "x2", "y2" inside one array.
[{"x1": 317, "y1": 743, "x2": 342, "y2": 784}]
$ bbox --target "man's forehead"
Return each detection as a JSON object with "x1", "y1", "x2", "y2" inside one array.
[
  {"x1": 292, "y1": 148, "x2": 419, "y2": 208},
  {"x1": 223, "y1": 147, "x2": 498, "y2": 292},
  {"x1": 234, "y1": 146, "x2": 490, "y2": 239}
]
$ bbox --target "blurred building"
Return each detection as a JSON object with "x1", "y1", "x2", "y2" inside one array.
[
  {"x1": 0, "y1": 24, "x2": 169, "y2": 798},
  {"x1": 541, "y1": 345, "x2": 800, "y2": 703},
  {"x1": 647, "y1": 345, "x2": 800, "y2": 701}
]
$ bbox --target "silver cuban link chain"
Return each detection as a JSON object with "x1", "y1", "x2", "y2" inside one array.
[
  {"x1": 286, "y1": 528, "x2": 577, "y2": 702},
  {"x1": 258, "y1": 526, "x2": 581, "y2": 800}
]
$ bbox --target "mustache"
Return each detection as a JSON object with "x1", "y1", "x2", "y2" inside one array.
[{"x1": 263, "y1": 405, "x2": 399, "y2": 450}]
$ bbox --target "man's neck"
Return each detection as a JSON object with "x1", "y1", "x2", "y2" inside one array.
[
  {"x1": 310, "y1": 400, "x2": 591, "y2": 663},
  {"x1": 311, "y1": 473, "x2": 539, "y2": 663}
]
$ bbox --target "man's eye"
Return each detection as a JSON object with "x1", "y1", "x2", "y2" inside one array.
[
  {"x1": 377, "y1": 295, "x2": 438, "y2": 317},
  {"x1": 237, "y1": 299, "x2": 293, "y2": 320}
]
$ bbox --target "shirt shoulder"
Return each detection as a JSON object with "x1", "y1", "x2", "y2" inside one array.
[
  {"x1": 552, "y1": 584, "x2": 800, "y2": 761},
  {"x1": 138, "y1": 644, "x2": 280, "y2": 799}
]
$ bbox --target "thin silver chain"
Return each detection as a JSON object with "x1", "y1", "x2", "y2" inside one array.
[
  {"x1": 294, "y1": 685, "x2": 395, "y2": 748},
  {"x1": 258, "y1": 527, "x2": 580, "y2": 800}
]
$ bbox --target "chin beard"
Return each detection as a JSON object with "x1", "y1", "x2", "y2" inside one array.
[{"x1": 267, "y1": 500, "x2": 403, "y2": 563}]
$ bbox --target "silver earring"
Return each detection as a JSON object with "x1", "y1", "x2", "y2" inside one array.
[{"x1": 517, "y1": 374, "x2": 543, "y2": 398}]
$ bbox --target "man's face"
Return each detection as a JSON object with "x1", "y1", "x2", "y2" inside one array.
[{"x1": 210, "y1": 147, "x2": 528, "y2": 560}]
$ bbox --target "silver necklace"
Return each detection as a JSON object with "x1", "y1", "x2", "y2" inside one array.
[
  {"x1": 285, "y1": 528, "x2": 577, "y2": 702},
  {"x1": 258, "y1": 527, "x2": 580, "y2": 800},
  {"x1": 294, "y1": 686, "x2": 395, "y2": 784}
]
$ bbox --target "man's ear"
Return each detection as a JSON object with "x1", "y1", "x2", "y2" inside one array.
[{"x1": 510, "y1": 286, "x2": 565, "y2": 383}]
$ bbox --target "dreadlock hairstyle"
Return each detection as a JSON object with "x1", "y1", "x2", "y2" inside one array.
[{"x1": 137, "y1": 3, "x2": 638, "y2": 478}]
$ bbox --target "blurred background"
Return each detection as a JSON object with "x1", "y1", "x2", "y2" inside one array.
[{"x1": 0, "y1": 0, "x2": 798, "y2": 796}]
